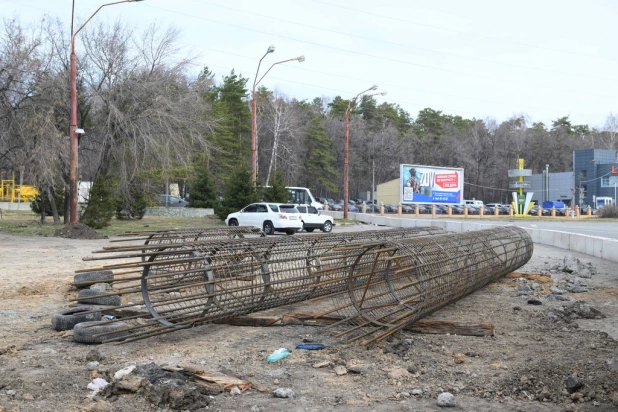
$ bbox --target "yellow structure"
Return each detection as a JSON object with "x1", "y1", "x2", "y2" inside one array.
[
  {"x1": 508, "y1": 158, "x2": 535, "y2": 216},
  {"x1": 0, "y1": 175, "x2": 39, "y2": 202},
  {"x1": 376, "y1": 178, "x2": 400, "y2": 205}
]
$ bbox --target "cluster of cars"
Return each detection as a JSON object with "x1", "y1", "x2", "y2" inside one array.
[
  {"x1": 317, "y1": 198, "x2": 360, "y2": 212},
  {"x1": 359, "y1": 203, "x2": 511, "y2": 215},
  {"x1": 225, "y1": 203, "x2": 334, "y2": 235}
]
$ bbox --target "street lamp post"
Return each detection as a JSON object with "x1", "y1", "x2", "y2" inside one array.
[
  {"x1": 343, "y1": 86, "x2": 386, "y2": 219},
  {"x1": 69, "y1": 0, "x2": 143, "y2": 224},
  {"x1": 250, "y1": 46, "x2": 305, "y2": 182}
]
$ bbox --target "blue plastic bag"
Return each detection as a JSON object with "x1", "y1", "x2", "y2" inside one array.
[
  {"x1": 266, "y1": 348, "x2": 290, "y2": 363},
  {"x1": 295, "y1": 343, "x2": 325, "y2": 350}
]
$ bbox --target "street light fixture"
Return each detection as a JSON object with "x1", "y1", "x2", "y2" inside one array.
[
  {"x1": 68, "y1": 0, "x2": 143, "y2": 224},
  {"x1": 343, "y1": 87, "x2": 386, "y2": 219},
  {"x1": 250, "y1": 47, "x2": 305, "y2": 182}
]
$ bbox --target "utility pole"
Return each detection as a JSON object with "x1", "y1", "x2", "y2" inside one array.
[
  {"x1": 369, "y1": 159, "x2": 372, "y2": 207},
  {"x1": 578, "y1": 171, "x2": 583, "y2": 208}
]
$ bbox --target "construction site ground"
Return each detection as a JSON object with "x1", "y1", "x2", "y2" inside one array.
[{"x1": 0, "y1": 223, "x2": 617, "y2": 411}]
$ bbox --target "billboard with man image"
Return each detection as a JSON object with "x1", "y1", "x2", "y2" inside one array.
[{"x1": 400, "y1": 164, "x2": 464, "y2": 205}]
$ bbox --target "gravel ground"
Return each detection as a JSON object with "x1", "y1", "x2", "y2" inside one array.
[{"x1": 0, "y1": 225, "x2": 617, "y2": 412}]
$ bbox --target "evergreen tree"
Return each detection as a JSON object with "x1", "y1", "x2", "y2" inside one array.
[
  {"x1": 206, "y1": 70, "x2": 251, "y2": 191},
  {"x1": 303, "y1": 115, "x2": 338, "y2": 194},
  {"x1": 216, "y1": 164, "x2": 259, "y2": 220},
  {"x1": 81, "y1": 174, "x2": 118, "y2": 229},
  {"x1": 264, "y1": 168, "x2": 288, "y2": 203},
  {"x1": 188, "y1": 156, "x2": 218, "y2": 209}
]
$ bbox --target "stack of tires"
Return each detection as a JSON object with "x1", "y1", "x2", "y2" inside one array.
[{"x1": 51, "y1": 270, "x2": 128, "y2": 343}]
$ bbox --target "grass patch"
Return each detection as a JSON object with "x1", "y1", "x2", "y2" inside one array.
[{"x1": 0, "y1": 211, "x2": 225, "y2": 237}]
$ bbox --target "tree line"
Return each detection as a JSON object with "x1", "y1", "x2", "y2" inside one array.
[{"x1": 1, "y1": 18, "x2": 617, "y2": 224}]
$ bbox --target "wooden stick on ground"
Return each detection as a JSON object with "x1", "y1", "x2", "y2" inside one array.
[{"x1": 216, "y1": 312, "x2": 495, "y2": 337}]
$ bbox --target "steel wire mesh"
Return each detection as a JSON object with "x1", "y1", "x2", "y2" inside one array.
[{"x1": 71, "y1": 227, "x2": 532, "y2": 345}]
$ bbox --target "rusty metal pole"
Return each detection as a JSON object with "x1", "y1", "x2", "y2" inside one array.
[
  {"x1": 68, "y1": 0, "x2": 142, "y2": 223},
  {"x1": 344, "y1": 106, "x2": 351, "y2": 219},
  {"x1": 69, "y1": 45, "x2": 78, "y2": 224}
]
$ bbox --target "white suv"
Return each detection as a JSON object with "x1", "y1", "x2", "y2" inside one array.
[
  {"x1": 225, "y1": 203, "x2": 303, "y2": 235},
  {"x1": 296, "y1": 205, "x2": 334, "y2": 233}
]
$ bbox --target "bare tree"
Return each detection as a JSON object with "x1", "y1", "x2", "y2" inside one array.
[
  {"x1": 600, "y1": 113, "x2": 618, "y2": 150},
  {"x1": 78, "y1": 21, "x2": 215, "y2": 212}
]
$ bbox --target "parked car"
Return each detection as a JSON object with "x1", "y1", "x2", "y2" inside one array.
[
  {"x1": 159, "y1": 194, "x2": 188, "y2": 207},
  {"x1": 225, "y1": 203, "x2": 303, "y2": 235},
  {"x1": 296, "y1": 205, "x2": 334, "y2": 233},
  {"x1": 452, "y1": 205, "x2": 465, "y2": 214},
  {"x1": 467, "y1": 206, "x2": 480, "y2": 215},
  {"x1": 530, "y1": 207, "x2": 567, "y2": 216},
  {"x1": 401, "y1": 204, "x2": 414, "y2": 213},
  {"x1": 383, "y1": 204, "x2": 398, "y2": 213},
  {"x1": 327, "y1": 202, "x2": 343, "y2": 212}
]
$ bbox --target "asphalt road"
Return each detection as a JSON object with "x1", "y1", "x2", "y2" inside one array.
[{"x1": 447, "y1": 217, "x2": 618, "y2": 240}]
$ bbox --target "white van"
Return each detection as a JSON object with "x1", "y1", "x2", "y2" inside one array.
[{"x1": 464, "y1": 199, "x2": 484, "y2": 207}]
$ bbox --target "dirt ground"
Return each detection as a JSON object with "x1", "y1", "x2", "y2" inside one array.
[{"x1": 0, "y1": 225, "x2": 617, "y2": 412}]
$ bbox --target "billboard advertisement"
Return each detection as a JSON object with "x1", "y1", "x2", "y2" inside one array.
[{"x1": 400, "y1": 164, "x2": 464, "y2": 205}]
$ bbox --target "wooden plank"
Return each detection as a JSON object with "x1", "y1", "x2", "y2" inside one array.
[
  {"x1": 217, "y1": 313, "x2": 494, "y2": 336},
  {"x1": 178, "y1": 364, "x2": 252, "y2": 391},
  {"x1": 403, "y1": 319, "x2": 494, "y2": 337},
  {"x1": 213, "y1": 316, "x2": 281, "y2": 327}
]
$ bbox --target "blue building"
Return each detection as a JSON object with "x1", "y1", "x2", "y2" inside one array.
[
  {"x1": 573, "y1": 149, "x2": 618, "y2": 207},
  {"x1": 525, "y1": 171, "x2": 573, "y2": 205}
]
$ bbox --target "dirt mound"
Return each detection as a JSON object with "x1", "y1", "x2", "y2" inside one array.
[{"x1": 53, "y1": 222, "x2": 107, "y2": 239}]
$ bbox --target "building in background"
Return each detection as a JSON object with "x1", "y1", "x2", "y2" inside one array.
[
  {"x1": 525, "y1": 171, "x2": 573, "y2": 205},
  {"x1": 573, "y1": 149, "x2": 618, "y2": 207}
]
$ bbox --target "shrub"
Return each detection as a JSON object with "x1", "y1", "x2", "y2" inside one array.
[
  {"x1": 30, "y1": 188, "x2": 65, "y2": 216},
  {"x1": 115, "y1": 183, "x2": 149, "y2": 220},
  {"x1": 263, "y1": 168, "x2": 288, "y2": 203},
  {"x1": 81, "y1": 175, "x2": 118, "y2": 229},
  {"x1": 598, "y1": 204, "x2": 618, "y2": 218},
  {"x1": 188, "y1": 158, "x2": 218, "y2": 209}
]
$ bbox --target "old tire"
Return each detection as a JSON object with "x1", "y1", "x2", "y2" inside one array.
[
  {"x1": 321, "y1": 221, "x2": 333, "y2": 233},
  {"x1": 77, "y1": 289, "x2": 121, "y2": 306},
  {"x1": 51, "y1": 306, "x2": 102, "y2": 331},
  {"x1": 74, "y1": 270, "x2": 113, "y2": 287},
  {"x1": 73, "y1": 321, "x2": 129, "y2": 344},
  {"x1": 305, "y1": 228, "x2": 315, "y2": 233},
  {"x1": 228, "y1": 219, "x2": 238, "y2": 227},
  {"x1": 263, "y1": 221, "x2": 274, "y2": 236}
]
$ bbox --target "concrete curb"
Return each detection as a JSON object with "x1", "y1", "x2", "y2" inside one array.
[{"x1": 324, "y1": 212, "x2": 618, "y2": 263}]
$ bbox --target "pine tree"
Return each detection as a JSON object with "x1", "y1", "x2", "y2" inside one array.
[
  {"x1": 303, "y1": 115, "x2": 338, "y2": 194},
  {"x1": 188, "y1": 157, "x2": 218, "y2": 209},
  {"x1": 264, "y1": 168, "x2": 288, "y2": 203},
  {"x1": 216, "y1": 164, "x2": 259, "y2": 220},
  {"x1": 81, "y1": 174, "x2": 118, "y2": 229},
  {"x1": 206, "y1": 70, "x2": 251, "y2": 191}
]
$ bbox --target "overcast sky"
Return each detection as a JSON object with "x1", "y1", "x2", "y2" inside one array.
[{"x1": 3, "y1": 0, "x2": 618, "y2": 128}]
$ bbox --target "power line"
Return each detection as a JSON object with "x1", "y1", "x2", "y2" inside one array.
[
  {"x1": 203, "y1": 0, "x2": 618, "y2": 85},
  {"x1": 142, "y1": 3, "x2": 618, "y2": 102},
  {"x1": 194, "y1": 45, "x2": 600, "y2": 117},
  {"x1": 312, "y1": 0, "x2": 618, "y2": 65}
]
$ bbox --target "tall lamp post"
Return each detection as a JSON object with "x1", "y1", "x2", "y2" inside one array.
[
  {"x1": 251, "y1": 46, "x2": 305, "y2": 182},
  {"x1": 69, "y1": 0, "x2": 143, "y2": 224},
  {"x1": 343, "y1": 86, "x2": 386, "y2": 219}
]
